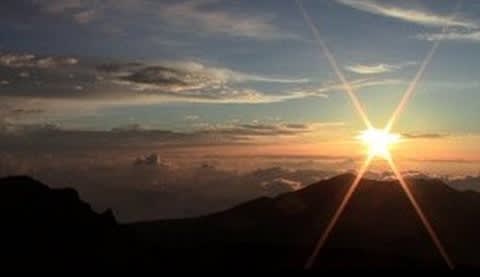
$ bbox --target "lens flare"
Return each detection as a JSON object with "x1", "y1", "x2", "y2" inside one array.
[
  {"x1": 296, "y1": 0, "x2": 372, "y2": 130},
  {"x1": 296, "y1": 0, "x2": 462, "y2": 269},
  {"x1": 385, "y1": 1, "x2": 462, "y2": 132},
  {"x1": 304, "y1": 154, "x2": 374, "y2": 270},
  {"x1": 358, "y1": 128, "x2": 400, "y2": 159},
  {"x1": 387, "y1": 157, "x2": 454, "y2": 270},
  {"x1": 297, "y1": 0, "x2": 460, "y2": 270}
]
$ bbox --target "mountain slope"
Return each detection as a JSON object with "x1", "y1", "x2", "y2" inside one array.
[
  {"x1": 130, "y1": 174, "x2": 480, "y2": 270},
  {"x1": 1, "y1": 174, "x2": 480, "y2": 270}
]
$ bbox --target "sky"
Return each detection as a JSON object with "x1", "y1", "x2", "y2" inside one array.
[{"x1": 1, "y1": 0, "x2": 479, "y2": 220}]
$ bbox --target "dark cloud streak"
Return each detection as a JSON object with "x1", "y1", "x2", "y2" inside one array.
[
  {"x1": 0, "y1": 121, "x2": 325, "y2": 153},
  {"x1": 402, "y1": 133, "x2": 448, "y2": 139}
]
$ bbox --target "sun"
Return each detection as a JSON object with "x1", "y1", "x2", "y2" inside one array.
[{"x1": 358, "y1": 128, "x2": 400, "y2": 159}]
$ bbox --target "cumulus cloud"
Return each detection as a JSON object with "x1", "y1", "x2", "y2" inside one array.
[
  {"x1": 0, "y1": 148, "x2": 335, "y2": 221},
  {"x1": 345, "y1": 61, "x2": 416, "y2": 75},
  {"x1": 336, "y1": 0, "x2": 477, "y2": 28}
]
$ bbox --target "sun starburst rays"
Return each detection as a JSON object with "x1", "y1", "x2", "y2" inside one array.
[
  {"x1": 296, "y1": 0, "x2": 458, "y2": 270},
  {"x1": 358, "y1": 128, "x2": 400, "y2": 159}
]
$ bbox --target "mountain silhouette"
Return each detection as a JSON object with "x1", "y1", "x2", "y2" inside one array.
[
  {"x1": 1, "y1": 174, "x2": 480, "y2": 271},
  {"x1": 0, "y1": 176, "x2": 126, "y2": 271}
]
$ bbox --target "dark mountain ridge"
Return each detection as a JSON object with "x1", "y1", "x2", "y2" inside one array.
[{"x1": 1, "y1": 174, "x2": 480, "y2": 270}]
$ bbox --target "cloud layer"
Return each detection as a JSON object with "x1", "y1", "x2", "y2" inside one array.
[
  {"x1": 0, "y1": 51, "x2": 406, "y2": 122},
  {"x1": 98, "y1": 60, "x2": 309, "y2": 102},
  {"x1": 0, "y1": 120, "x2": 343, "y2": 153},
  {"x1": 35, "y1": 0, "x2": 297, "y2": 40},
  {"x1": 0, "y1": 53, "x2": 78, "y2": 68},
  {"x1": 336, "y1": 0, "x2": 477, "y2": 28},
  {"x1": 0, "y1": 52, "x2": 311, "y2": 106},
  {"x1": 345, "y1": 61, "x2": 416, "y2": 75},
  {"x1": 158, "y1": 0, "x2": 298, "y2": 40}
]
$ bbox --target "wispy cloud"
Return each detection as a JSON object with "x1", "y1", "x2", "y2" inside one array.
[
  {"x1": 0, "y1": 51, "x2": 310, "y2": 105},
  {"x1": 416, "y1": 30, "x2": 480, "y2": 42},
  {"x1": 97, "y1": 60, "x2": 308, "y2": 88},
  {"x1": 98, "y1": 60, "x2": 310, "y2": 103},
  {"x1": 336, "y1": 0, "x2": 477, "y2": 28},
  {"x1": 284, "y1": 78, "x2": 403, "y2": 101},
  {"x1": 35, "y1": 0, "x2": 297, "y2": 40},
  {"x1": 0, "y1": 53, "x2": 78, "y2": 68},
  {"x1": 158, "y1": 0, "x2": 298, "y2": 40},
  {"x1": 195, "y1": 121, "x2": 327, "y2": 138},
  {"x1": 311, "y1": 78, "x2": 403, "y2": 94},
  {"x1": 36, "y1": 0, "x2": 102, "y2": 24},
  {"x1": 345, "y1": 61, "x2": 416, "y2": 75},
  {"x1": 0, "y1": 51, "x2": 406, "y2": 120}
]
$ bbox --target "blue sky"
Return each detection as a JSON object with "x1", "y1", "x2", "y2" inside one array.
[
  {"x1": 3, "y1": 1, "x2": 480, "y2": 222},
  {"x1": 0, "y1": 0, "x2": 480, "y2": 172}
]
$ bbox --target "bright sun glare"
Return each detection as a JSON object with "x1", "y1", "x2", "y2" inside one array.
[{"x1": 358, "y1": 128, "x2": 400, "y2": 159}]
